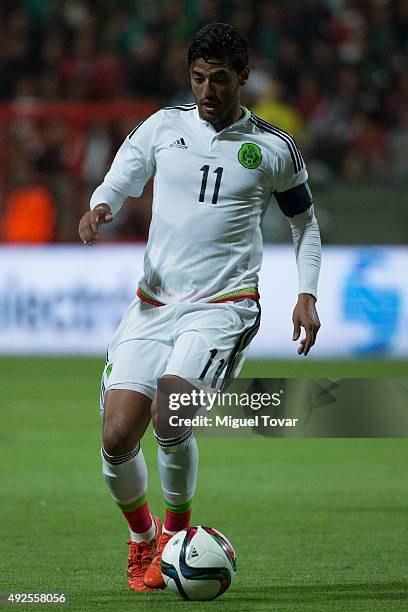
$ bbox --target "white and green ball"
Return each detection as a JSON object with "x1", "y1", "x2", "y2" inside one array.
[{"x1": 161, "y1": 526, "x2": 237, "y2": 601}]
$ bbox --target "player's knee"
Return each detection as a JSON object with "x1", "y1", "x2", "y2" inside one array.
[
  {"x1": 152, "y1": 374, "x2": 185, "y2": 432},
  {"x1": 153, "y1": 374, "x2": 196, "y2": 441},
  {"x1": 102, "y1": 424, "x2": 137, "y2": 457},
  {"x1": 102, "y1": 388, "x2": 150, "y2": 456}
]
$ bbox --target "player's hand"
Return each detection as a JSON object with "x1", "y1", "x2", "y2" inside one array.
[
  {"x1": 292, "y1": 293, "x2": 320, "y2": 357},
  {"x1": 78, "y1": 204, "x2": 113, "y2": 246}
]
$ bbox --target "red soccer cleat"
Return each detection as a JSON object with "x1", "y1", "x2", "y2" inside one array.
[
  {"x1": 127, "y1": 515, "x2": 162, "y2": 591},
  {"x1": 143, "y1": 532, "x2": 173, "y2": 589}
]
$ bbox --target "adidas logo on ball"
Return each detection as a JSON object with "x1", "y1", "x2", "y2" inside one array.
[{"x1": 187, "y1": 546, "x2": 199, "y2": 560}]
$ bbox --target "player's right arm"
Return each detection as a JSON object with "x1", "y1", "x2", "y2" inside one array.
[
  {"x1": 78, "y1": 203, "x2": 114, "y2": 245},
  {"x1": 78, "y1": 110, "x2": 163, "y2": 245}
]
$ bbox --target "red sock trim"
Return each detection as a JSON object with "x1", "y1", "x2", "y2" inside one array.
[
  {"x1": 164, "y1": 508, "x2": 191, "y2": 533},
  {"x1": 123, "y1": 501, "x2": 152, "y2": 534}
]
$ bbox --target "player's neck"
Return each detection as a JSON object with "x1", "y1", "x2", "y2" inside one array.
[{"x1": 211, "y1": 104, "x2": 244, "y2": 132}]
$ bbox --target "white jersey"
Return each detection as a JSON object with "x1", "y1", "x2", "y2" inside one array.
[{"x1": 98, "y1": 104, "x2": 309, "y2": 304}]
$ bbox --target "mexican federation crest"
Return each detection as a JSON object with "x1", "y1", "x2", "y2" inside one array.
[{"x1": 238, "y1": 143, "x2": 262, "y2": 169}]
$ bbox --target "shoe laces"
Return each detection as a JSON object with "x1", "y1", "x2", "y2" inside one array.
[
  {"x1": 154, "y1": 534, "x2": 172, "y2": 559},
  {"x1": 127, "y1": 540, "x2": 155, "y2": 574}
]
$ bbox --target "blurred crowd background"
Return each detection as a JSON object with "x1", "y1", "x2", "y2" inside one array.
[{"x1": 0, "y1": 0, "x2": 407, "y2": 243}]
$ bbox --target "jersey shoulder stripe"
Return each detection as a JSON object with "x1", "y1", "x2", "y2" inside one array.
[
  {"x1": 250, "y1": 114, "x2": 303, "y2": 173},
  {"x1": 251, "y1": 113, "x2": 304, "y2": 169},
  {"x1": 252, "y1": 115, "x2": 304, "y2": 174},
  {"x1": 163, "y1": 103, "x2": 197, "y2": 111},
  {"x1": 128, "y1": 118, "x2": 147, "y2": 140},
  {"x1": 250, "y1": 114, "x2": 304, "y2": 174}
]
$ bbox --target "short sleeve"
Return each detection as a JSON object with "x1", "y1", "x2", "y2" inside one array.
[
  {"x1": 273, "y1": 139, "x2": 308, "y2": 194},
  {"x1": 103, "y1": 110, "x2": 163, "y2": 197},
  {"x1": 270, "y1": 137, "x2": 312, "y2": 217}
]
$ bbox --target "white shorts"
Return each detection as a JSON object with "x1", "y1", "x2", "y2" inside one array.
[{"x1": 100, "y1": 297, "x2": 261, "y2": 408}]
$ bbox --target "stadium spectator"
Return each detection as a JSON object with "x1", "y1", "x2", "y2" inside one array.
[
  {"x1": 2, "y1": 184, "x2": 56, "y2": 243},
  {"x1": 0, "y1": 0, "x2": 406, "y2": 242},
  {"x1": 253, "y1": 76, "x2": 305, "y2": 140}
]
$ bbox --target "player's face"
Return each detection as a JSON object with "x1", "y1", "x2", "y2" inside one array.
[{"x1": 190, "y1": 58, "x2": 248, "y2": 128}]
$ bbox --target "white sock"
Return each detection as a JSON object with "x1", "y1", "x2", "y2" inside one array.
[
  {"x1": 157, "y1": 434, "x2": 198, "y2": 507},
  {"x1": 163, "y1": 527, "x2": 178, "y2": 536},
  {"x1": 101, "y1": 445, "x2": 147, "y2": 506},
  {"x1": 130, "y1": 516, "x2": 157, "y2": 543}
]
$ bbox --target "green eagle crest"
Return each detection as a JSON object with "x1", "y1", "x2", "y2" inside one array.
[{"x1": 238, "y1": 143, "x2": 262, "y2": 169}]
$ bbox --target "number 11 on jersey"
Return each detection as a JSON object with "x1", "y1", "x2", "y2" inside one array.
[{"x1": 199, "y1": 165, "x2": 224, "y2": 205}]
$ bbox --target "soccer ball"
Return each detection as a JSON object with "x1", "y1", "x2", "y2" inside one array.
[{"x1": 161, "y1": 525, "x2": 237, "y2": 601}]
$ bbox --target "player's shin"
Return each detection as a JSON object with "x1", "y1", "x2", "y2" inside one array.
[
  {"x1": 156, "y1": 433, "x2": 198, "y2": 534},
  {"x1": 101, "y1": 445, "x2": 156, "y2": 542}
]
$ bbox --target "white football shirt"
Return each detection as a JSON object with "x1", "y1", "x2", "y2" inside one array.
[{"x1": 95, "y1": 104, "x2": 309, "y2": 303}]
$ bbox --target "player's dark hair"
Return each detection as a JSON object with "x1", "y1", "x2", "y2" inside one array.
[{"x1": 187, "y1": 23, "x2": 249, "y2": 73}]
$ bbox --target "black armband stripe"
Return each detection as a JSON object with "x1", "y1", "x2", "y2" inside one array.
[{"x1": 274, "y1": 182, "x2": 313, "y2": 218}]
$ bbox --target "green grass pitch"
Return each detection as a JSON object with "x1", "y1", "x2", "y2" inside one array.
[{"x1": 1, "y1": 357, "x2": 408, "y2": 611}]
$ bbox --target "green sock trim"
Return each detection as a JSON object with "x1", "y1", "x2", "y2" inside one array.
[
  {"x1": 118, "y1": 492, "x2": 147, "y2": 512},
  {"x1": 165, "y1": 499, "x2": 193, "y2": 513}
]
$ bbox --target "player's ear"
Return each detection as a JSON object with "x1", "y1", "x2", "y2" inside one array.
[{"x1": 238, "y1": 67, "x2": 249, "y2": 86}]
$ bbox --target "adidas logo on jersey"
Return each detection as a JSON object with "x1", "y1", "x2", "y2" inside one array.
[{"x1": 170, "y1": 137, "x2": 188, "y2": 149}]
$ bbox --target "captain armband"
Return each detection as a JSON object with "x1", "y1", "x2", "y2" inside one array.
[{"x1": 274, "y1": 182, "x2": 314, "y2": 218}]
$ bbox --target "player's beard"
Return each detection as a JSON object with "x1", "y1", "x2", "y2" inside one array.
[{"x1": 197, "y1": 90, "x2": 240, "y2": 128}]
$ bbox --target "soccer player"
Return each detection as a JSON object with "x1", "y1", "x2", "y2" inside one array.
[{"x1": 78, "y1": 23, "x2": 321, "y2": 592}]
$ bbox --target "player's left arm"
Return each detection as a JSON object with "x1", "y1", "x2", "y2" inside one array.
[
  {"x1": 286, "y1": 198, "x2": 321, "y2": 356},
  {"x1": 273, "y1": 159, "x2": 322, "y2": 356}
]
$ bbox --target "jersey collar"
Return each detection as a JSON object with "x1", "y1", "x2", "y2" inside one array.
[{"x1": 194, "y1": 105, "x2": 251, "y2": 134}]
